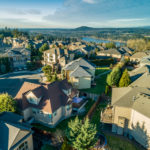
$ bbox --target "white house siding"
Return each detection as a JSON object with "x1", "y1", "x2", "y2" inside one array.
[
  {"x1": 78, "y1": 77, "x2": 91, "y2": 89},
  {"x1": 130, "y1": 110, "x2": 150, "y2": 149},
  {"x1": 87, "y1": 69, "x2": 95, "y2": 80}
]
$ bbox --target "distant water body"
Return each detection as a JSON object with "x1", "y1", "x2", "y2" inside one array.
[{"x1": 82, "y1": 37, "x2": 126, "y2": 47}]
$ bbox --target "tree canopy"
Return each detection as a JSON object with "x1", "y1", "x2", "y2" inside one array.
[
  {"x1": 66, "y1": 117, "x2": 97, "y2": 150},
  {"x1": 39, "y1": 43, "x2": 49, "y2": 53},
  {"x1": 119, "y1": 69, "x2": 131, "y2": 87},
  {"x1": 0, "y1": 93, "x2": 17, "y2": 112},
  {"x1": 106, "y1": 66, "x2": 121, "y2": 87}
]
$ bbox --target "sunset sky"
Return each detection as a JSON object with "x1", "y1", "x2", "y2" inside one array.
[{"x1": 0, "y1": 0, "x2": 150, "y2": 28}]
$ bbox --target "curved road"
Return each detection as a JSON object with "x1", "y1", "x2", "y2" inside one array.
[{"x1": 0, "y1": 70, "x2": 43, "y2": 97}]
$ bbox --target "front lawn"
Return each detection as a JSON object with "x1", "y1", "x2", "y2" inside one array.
[{"x1": 105, "y1": 134, "x2": 141, "y2": 150}]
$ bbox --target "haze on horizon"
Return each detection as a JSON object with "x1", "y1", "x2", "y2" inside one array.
[{"x1": 0, "y1": 0, "x2": 150, "y2": 28}]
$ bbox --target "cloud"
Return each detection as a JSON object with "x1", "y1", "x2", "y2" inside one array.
[
  {"x1": 82, "y1": 0, "x2": 96, "y2": 4},
  {"x1": 0, "y1": 8, "x2": 41, "y2": 15},
  {"x1": 112, "y1": 18, "x2": 147, "y2": 22}
]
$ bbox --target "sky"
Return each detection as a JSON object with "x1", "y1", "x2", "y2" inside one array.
[{"x1": 0, "y1": 0, "x2": 150, "y2": 28}]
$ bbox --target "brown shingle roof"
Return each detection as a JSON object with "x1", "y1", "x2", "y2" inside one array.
[{"x1": 15, "y1": 80, "x2": 76, "y2": 114}]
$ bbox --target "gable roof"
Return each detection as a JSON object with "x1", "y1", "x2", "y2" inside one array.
[
  {"x1": 15, "y1": 80, "x2": 76, "y2": 114},
  {"x1": 63, "y1": 58, "x2": 95, "y2": 71},
  {"x1": 0, "y1": 112, "x2": 32, "y2": 150},
  {"x1": 70, "y1": 66, "x2": 92, "y2": 78}
]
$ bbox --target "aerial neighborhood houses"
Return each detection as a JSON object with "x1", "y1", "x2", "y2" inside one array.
[
  {"x1": 101, "y1": 63, "x2": 150, "y2": 150},
  {"x1": 42, "y1": 48, "x2": 75, "y2": 69},
  {"x1": 97, "y1": 47, "x2": 133, "y2": 59},
  {"x1": 2, "y1": 48, "x2": 31, "y2": 70},
  {"x1": 63, "y1": 58, "x2": 96, "y2": 89}
]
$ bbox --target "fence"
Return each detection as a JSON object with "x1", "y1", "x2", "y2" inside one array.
[
  {"x1": 86, "y1": 95, "x2": 102, "y2": 119},
  {"x1": 80, "y1": 91, "x2": 100, "y2": 101}
]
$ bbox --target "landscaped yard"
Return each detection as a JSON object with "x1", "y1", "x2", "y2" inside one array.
[{"x1": 105, "y1": 134, "x2": 141, "y2": 150}]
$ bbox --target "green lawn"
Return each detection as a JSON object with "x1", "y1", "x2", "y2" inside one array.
[
  {"x1": 91, "y1": 102, "x2": 107, "y2": 132},
  {"x1": 32, "y1": 99, "x2": 95, "y2": 133},
  {"x1": 105, "y1": 134, "x2": 140, "y2": 150}
]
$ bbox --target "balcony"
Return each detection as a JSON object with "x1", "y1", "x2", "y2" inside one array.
[{"x1": 100, "y1": 106, "x2": 113, "y2": 124}]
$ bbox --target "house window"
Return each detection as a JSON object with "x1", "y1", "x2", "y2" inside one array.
[
  {"x1": 17, "y1": 141, "x2": 28, "y2": 150},
  {"x1": 66, "y1": 105, "x2": 71, "y2": 111},
  {"x1": 32, "y1": 108, "x2": 37, "y2": 114},
  {"x1": 48, "y1": 114, "x2": 53, "y2": 122},
  {"x1": 53, "y1": 111, "x2": 57, "y2": 117}
]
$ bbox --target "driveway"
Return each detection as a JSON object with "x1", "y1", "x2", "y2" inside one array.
[{"x1": 0, "y1": 70, "x2": 43, "y2": 97}]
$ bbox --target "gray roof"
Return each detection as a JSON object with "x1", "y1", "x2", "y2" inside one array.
[
  {"x1": 130, "y1": 73, "x2": 150, "y2": 88},
  {"x1": 98, "y1": 49, "x2": 122, "y2": 55},
  {"x1": 70, "y1": 66, "x2": 92, "y2": 77},
  {"x1": 0, "y1": 112, "x2": 32, "y2": 150},
  {"x1": 112, "y1": 87, "x2": 150, "y2": 118},
  {"x1": 140, "y1": 55, "x2": 150, "y2": 64},
  {"x1": 63, "y1": 58, "x2": 95, "y2": 71},
  {"x1": 130, "y1": 52, "x2": 150, "y2": 59},
  {"x1": 129, "y1": 65, "x2": 150, "y2": 81},
  {"x1": 0, "y1": 112, "x2": 23, "y2": 123}
]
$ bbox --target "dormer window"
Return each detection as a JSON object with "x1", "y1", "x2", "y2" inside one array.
[
  {"x1": 62, "y1": 88, "x2": 71, "y2": 96},
  {"x1": 26, "y1": 91, "x2": 42, "y2": 105}
]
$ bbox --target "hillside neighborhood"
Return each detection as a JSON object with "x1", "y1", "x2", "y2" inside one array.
[{"x1": 0, "y1": 28, "x2": 150, "y2": 150}]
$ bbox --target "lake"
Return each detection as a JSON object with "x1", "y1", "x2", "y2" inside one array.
[{"x1": 82, "y1": 37, "x2": 126, "y2": 47}]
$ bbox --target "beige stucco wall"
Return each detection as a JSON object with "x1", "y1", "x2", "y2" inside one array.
[
  {"x1": 130, "y1": 110, "x2": 150, "y2": 149},
  {"x1": 113, "y1": 106, "x2": 132, "y2": 125},
  {"x1": 14, "y1": 134, "x2": 34, "y2": 150}
]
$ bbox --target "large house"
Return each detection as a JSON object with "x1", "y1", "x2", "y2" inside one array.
[
  {"x1": 130, "y1": 51, "x2": 150, "y2": 63},
  {"x1": 15, "y1": 80, "x2": 79, "y2": 127},
  {"x1": 42, "y1": 48, "x2": 74, "y2": 69},
  {"x1": 0, "y1": 112, "x2": 33, "y2": 150},
  {"x1": 63, "y1": 58, "x2": 95, "y2": 89},
  {"x1": 101, "y1": 66, "x2": 150, "y2": 150},
  {"x1": 97, "y1": 49, "x2": 122, "y2": 59},
  {"x1": 2, "y1": 48, "x2": 31, "y2": 70}
]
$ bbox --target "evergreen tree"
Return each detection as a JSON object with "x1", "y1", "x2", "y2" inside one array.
[
  {"x1": 119, "y1": 69, "x2": 131, "y2": 87},
  {"x1": 106, "y1": 66, "x2": 121, "y2": 87},
  {"x1": 0, "y1": 93, "x2": 17, "y2": 112},
  {"x1": 73, "y1": 118, "x2": 97, "y2": 150},
  {"x1": 66, "y1": 117, "x2": 97, "y2": 150},
  {"x1": 66, "y1": 116, "x2": 82, "y2": 145}
]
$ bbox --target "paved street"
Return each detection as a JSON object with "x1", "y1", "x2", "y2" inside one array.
[{"x1": 0, "y1": 70, "x2": 43, "y2": 97}]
